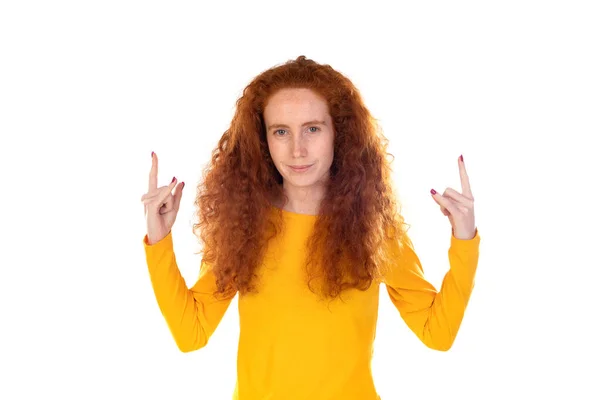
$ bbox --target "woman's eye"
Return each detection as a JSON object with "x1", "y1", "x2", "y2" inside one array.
[
  {"x1": 275, "y1": 129, "x2": 286, "y2": 136},
  {"x1": 308, "y1": 127, "x2": 320, "y2": 133}
]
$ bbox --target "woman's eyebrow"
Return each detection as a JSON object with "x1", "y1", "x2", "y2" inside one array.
[{"x1": 267, "y1": 120, "x2": 326, "y2": 130}]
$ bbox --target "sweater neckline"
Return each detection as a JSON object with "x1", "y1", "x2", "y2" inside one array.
[{"x1": 270, "y1": 204, "x2": 319, "y2": 220}]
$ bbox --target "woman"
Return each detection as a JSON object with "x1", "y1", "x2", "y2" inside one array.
[{"x1": 141, "y1": 55, "x2": 480, "y2": 400}]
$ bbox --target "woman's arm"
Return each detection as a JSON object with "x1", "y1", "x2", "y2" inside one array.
[
  {"x1": 143, "y1": 231, "x2": 236, "y2": 352},
  {"x1": 383, "y1": 230, "x2": 480, "y2": 351}
]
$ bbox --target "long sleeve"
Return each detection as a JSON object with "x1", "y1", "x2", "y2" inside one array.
[
  {"x1": 382, "y1": 229, "x2": 480, "y2": 351},
  {"x1": 143, "y1": 231, "x2": 236, "y2": 352}
]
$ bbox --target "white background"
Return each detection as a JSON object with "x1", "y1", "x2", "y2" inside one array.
[{"x1": 1, "y1": 1, "x2": 599, "y2": 399}]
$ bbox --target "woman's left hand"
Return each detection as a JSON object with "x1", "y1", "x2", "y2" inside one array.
[{"x1": 430, "y1": 155, "x2": 477, "y2": 240}]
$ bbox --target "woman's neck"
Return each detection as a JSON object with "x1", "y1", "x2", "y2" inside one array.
[{"x1": 276, "y1": 183, "x2": 326, "y2": 216}]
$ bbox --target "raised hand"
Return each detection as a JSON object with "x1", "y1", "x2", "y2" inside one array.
[
  {"x1": 430, "y1": 155, "x2": 476, "y2": 240},
  {"x1": 141, "y1": 152, "x2": 185, "y2": 245}
]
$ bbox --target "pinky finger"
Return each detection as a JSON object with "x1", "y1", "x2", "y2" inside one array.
[{"x1": 431, "y1": 189, "x2": 460, "y2": 216}]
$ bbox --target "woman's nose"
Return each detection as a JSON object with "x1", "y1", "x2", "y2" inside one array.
[{"x1": 292, "y1": 136, "x2": 307, "y2": 157}]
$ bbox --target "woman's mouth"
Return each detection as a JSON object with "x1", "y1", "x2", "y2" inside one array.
[{"x1": 288, "y1": 164, "x2": 313, "y2": 173}]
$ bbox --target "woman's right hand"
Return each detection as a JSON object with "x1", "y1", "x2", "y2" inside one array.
[{"x1": 141, "y1": 152, "x2": 185, "y2": 245}]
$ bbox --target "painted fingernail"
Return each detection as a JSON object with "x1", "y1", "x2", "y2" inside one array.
[
  {"x1": 151, "y1": 151, "x2": 155, "y2": 158},
  {"x1": 460, "y1": 154, "x2": 463, "y2": 162},
  {"x1": 430, "y1": 189, "x2": 437, "y2": 195},
  {"x1": 182, "y1": 182, "x2": 185, "y2": 189},
  {"x1": 171, "y1": 177, "x2": 176, "y2": 183}
]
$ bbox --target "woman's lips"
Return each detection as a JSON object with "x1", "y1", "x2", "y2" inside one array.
[{"x1": 288, "y1": 164, "x2": 313, "y2": 172}]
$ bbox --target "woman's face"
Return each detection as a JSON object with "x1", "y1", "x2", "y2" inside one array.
[{"x1": 264, "y1": 88, "x2": 335, "y2": 192}]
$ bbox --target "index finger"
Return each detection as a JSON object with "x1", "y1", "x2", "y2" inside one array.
[
  {"x1": 149, "y1": 151, "x2": 158, "y2": 191},
  {"x1": 458, "y1": 154, "x2": 473, "y2": 197}
]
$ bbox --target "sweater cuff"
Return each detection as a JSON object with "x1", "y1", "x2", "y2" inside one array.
[
  {"x1": 450, "y1": 228, "x2": 480, "y2": 252},
  {"x1": 143, "y1": 231, "x2": 173, "y2": 255}
]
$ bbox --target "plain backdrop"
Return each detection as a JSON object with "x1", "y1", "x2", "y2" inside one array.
[{"x1": 1, "y1": 1, "x2": 599, "y2": 399}]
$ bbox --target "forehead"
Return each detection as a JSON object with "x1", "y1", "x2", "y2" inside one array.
[{"x1": 263, "y1": 88, "x2": 329, "y2": 121}]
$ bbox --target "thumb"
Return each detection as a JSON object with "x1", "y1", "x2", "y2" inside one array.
[{"x1": 158, "y1": 182, "x2": 184, "y2": 215}]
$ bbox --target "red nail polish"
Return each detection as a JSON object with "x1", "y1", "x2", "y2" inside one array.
[
  {"x1": 182, "y1": 182, "x2": 185, "y2": 189},
  {"x1": 171, "y1": 177, "x2": 176, "y2": 183},
  {"x1": 460, "y1": 154, "x2": 463, "y2": 162},
  {"x1": 430, "y1": 189, "x2": 437, "y2": 195},
  {"x1": 151, "y1": 151, "x2": 155, "y2": 158}
]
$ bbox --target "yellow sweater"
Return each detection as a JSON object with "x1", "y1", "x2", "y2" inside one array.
[{"x1": 143, "y1": 207, "x2": 480, "y2": 399}]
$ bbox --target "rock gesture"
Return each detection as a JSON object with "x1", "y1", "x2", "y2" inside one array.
[
  {"x1": 430, "y1": 155, "x2": 476, "y2": 240},
  {"x1": 141, "y1": 152, "x2": 185, "y2": 245}
]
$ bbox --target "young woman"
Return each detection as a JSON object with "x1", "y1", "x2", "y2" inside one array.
[{"x1": 141, "y1": 55, "x2": 480, "y2": 400}]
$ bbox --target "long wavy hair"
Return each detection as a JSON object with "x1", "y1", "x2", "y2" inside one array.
[{"x1": 193, "y1": 55, "x2": 408, "y2": 300}]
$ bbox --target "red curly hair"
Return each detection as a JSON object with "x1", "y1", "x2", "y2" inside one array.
[{"x1": 193, "y1": 55, "x2": 408, "y2": 300}]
